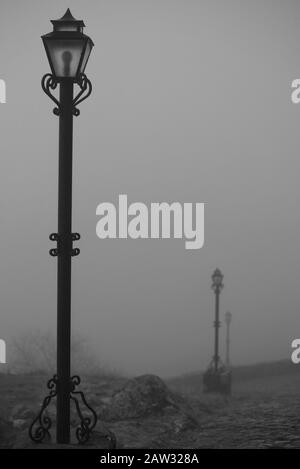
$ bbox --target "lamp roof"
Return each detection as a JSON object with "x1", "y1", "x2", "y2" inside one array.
[
  {"x1": 212, "y1": 268, "x2": 223, "y2": 278},
  {"x1": 51, "y1": 9, "x2": 85, "y2": 28}
]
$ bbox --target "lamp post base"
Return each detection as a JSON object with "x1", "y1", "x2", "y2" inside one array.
[
  {"x1": 203, "y1": 361, "x2": 232, "y2": 395},
  {"x1": 29, "y1": 375, "x2": 116, "y2": 448}
]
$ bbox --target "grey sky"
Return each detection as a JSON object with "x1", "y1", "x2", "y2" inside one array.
[{"x1": 0, "y1": 0, "x2": 299, "y2": 376}]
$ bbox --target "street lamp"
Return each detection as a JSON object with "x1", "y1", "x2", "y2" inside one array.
[
  {"x1": 203, "y1": 268, "x2": 231, "y2": 394},
  {"x1": 211, "y1": 268, "x2": 224, "y2": 373},
  {"x1": 225, "y1": 311, "x2": 232, "y2": 368},
  {"x1": 29, "y1": 10, "x2": 115, "y2": 448}
]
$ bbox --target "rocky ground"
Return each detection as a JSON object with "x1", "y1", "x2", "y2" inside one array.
[{"x1": 0, "y1": 364, "x2": 300, "y2": 449}]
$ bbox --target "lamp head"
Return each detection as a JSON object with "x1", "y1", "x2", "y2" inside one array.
[
  {"x1": 211, "y1": 268, "x2": 224, "y2": 292},
  {"x1": 42, "y1": 9, "x2": 94, "y2": 81},
  {"x1": 225, "y1": 311, "x2": 232, "y2": 325}
]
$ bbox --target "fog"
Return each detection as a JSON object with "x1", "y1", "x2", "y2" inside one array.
[{"x1": 0, "y1": 0, "x2": 299, "y2": 377}]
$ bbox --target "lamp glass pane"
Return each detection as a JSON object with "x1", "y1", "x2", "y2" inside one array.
[
  {"x1": 45, "y1": 39, "x2": 85, "y2": 78},
  {"x1": 79, "y1": 40, "x2": 92, "y2": 74},
  {"x1": 213, "y1": 273, "x2": 222, "y2": 285},
  {"x1": 55, "y1": 24, "x2": 79, "y2": 32}
]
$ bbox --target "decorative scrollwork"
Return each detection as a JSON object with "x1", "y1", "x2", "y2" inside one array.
[
  {"x1": 49, "y1": 233, "x2": 59, "y2": 242},
  {"x1": 72, "y1": 74, "x2": 92, "y2": 116},
  {"x1": 41, "y1": 74, "x2": 60, "y2": 115},
  {"x1": 71, "y1": 233, "x2": 81, "y2": 257},
  {"x1": 206, "y1": 357, "x2": 225, "y2": 371},
  {"x1": 49, "y1": 232, "x2": 81, "y2": 257},
  {"x1": 49, "y1": 233, "x2": 59, "y2": 256},
  {"x1": 29, "y1": 374, "x2": 116, "y2": 447},
  {"x1": 41, "y1": 73, "x2": 92, "y2": 117},
  {"x1": 71, "y1": 248, "x2": 80, "y2": 257},
  {"x1": 29, "y1": 375, "x2": 58, "y2": 443},
  {"x1": 70, "y1": 375, "x2": 98, "y2": 444},
  {"x1": 69, "y1": 375, "x2": 117, "y2": 447}
]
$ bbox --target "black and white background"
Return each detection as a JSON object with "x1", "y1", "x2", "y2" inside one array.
[{"x1": 0, "y1": 0, "x2": 300, "y2": 450}]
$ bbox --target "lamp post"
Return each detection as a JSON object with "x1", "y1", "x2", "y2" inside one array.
[
  {"x1": 211, "y1": 268, "x2": 224, "y2": 373},
  {"x1": 29, "y1": 10, "x2": 115, "y2": 447},
  {"x1": 225, "y1": 311, "x2": 232, "y2": 368},
  {"x1": 203, "y1": 269, "x2": 231, "y2": 394}
]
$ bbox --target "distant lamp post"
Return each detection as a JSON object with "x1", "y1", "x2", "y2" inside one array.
[
  {"x1": 211, "y1": 268, "x2": 223, "y2": 373},
  {"x1": 203, "y1": 268, "x2": 231, "y2": 394},
  {"x1": 29, "y1": 10, "x2": 115, "y2": 447},
  {"x1": 225, "y1": 311, "x2": 232, "y2": 368}
]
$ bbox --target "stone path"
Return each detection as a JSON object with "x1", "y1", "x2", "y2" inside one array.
[{"x1": 1, "y1": 371, "x2": 300, "y2": 448}]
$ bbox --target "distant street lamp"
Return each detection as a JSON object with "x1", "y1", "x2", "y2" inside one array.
[
  {"x1": 211, "y1": 268, "x2": 224, "y2": 373},
  {"x1": 29, "y1": 10, "x2": 115, "y2": 447},
  {"x1": 203, "y1": 268, "x2": 231, "y2": 394},
  {"x1": 225, "y1": 311, "x2": 232, "y2": 368}
]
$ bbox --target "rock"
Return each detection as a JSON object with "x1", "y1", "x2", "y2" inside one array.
[
  {"x1": 10, "y1": 404, "x2": 36, "y2": 421},
  {"x1": 172, "y1": 414, "x2": 195, "y2": 433},
  {"x1": 12, "y1": 419, "x2": 28, "y2": 430},
  {"x1": 0, "y1": 417, "x2": 16, "y2": 448},
  {"x1": 102, "y1": 374, "x2": 189, "y2": 421}
]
